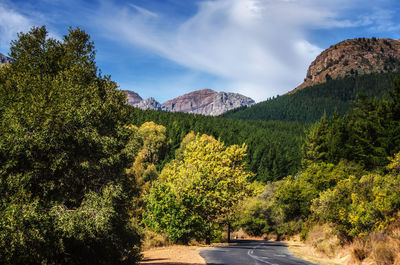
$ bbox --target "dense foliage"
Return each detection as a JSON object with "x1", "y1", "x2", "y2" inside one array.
[
  {"x1": 128, "y1": 108, "x2": 306, "y2": 182},
  {"x1": 237, "y1": 76, "x2": 400, "y2": 243},
  {"x1": 144, "y1": 133, "x2": 254, "y2": 244},
  {"x1": 303, "y1": 77, "x2": 400, "y2": 169},
  {"x1": 223, "y1": 73, "x2": 396, "y2": 123},
  {"x1": 0, "y1": 27, "x2": 142, "y2": 264}
]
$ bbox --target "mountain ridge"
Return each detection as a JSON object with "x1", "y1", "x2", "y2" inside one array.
[
  {"x1": 124, "y1": 88, "x2": 255, "y2": 116},
  {"x1": 290, "y1": 38, "x2": 400, "y2": 94},
  {"x1": 223, "y1": 37, "x2": 400, "y2": 123}
]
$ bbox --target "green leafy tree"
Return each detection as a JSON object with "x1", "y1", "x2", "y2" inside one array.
[
  {"x1": 0, "y1": 26, "x2": 142, "y2": 264},
  {"x1": 312, "y1": 152, "x2": 400, "y2": 238},
  {"x1": 126, "y1": 122, "x2": 167, "y2": 219},
  {"x1": 272, "y1": 161, "x2": 362, "y2": 236},
  {"x1": 144, "y1": 132, "x2": 254, "y2": 243},
  {"x1": 235, "y1": 182, "x2": 283, "y2": 237}
]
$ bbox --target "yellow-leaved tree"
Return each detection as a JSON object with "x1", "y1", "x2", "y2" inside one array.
[
  {"x1": 126, "y1": 122, "x2": 167, "y2": 219},
  {"x1": 144, "y1": 132, "x2": 254, "y2": 244}
]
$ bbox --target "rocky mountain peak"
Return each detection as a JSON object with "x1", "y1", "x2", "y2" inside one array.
[
  {"x1": 132, "y1": 97, "x2": 164, "y2": 111},
  {"x1": 123, "y1": 88, "x2": 255, "y2": 116},
  {"x1": 122, "y1": 90, "x2": 142, "y2": 105},
  {"x1": 162, "y1": 89, "x2": 218, "y2": 113},
  {"x1": 290, "y1": 38, "x2": 400, "y2": 94}
]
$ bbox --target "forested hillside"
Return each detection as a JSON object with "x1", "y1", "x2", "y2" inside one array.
[
  {"x1": 127, "y1": 108, "x2": 306, "y2": 182},
  {"x1": 223, "y1": 72, "x2": 397, "y2": 123},
  {"x1": 237, "y1": 76, "x2": 400, "y2": 264}
]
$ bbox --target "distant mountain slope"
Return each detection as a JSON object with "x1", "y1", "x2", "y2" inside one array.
[
  {"x1": 291, "y1": 38, "x2": 400, "y2": 93},
  {"x1": 162, "y1": 89, "x2": 217, "y2": 112},
  {"x1": 123, "y1": 88, "x2": 255, "y2": 116},
  {"x1": 0, "y1": 52, "x2": 13, "y2": 65},
  {"x1": 223, "y1": 37, "x2": 400, "y2": 123},
  {"x1": 222, "y1": 73, "x2": 396, "y2": 123},
  {"x1": 122, "y1": 90, "x2": 142, "y2": 105},
  {"x1": 162, "y1": 89, "x2": 255, "y2": 116}
]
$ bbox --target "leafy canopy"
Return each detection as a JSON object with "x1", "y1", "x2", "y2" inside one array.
[
  {"x1": 145, "y1": 132, "x2": 254, "y2": 243},
  {"x1": 0, "y1": 26, "x2": 141, "y2": 264}
]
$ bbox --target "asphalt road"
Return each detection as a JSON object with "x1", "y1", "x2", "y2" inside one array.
[{"x1": 199, "y1": 240, "x2": 318, "y2": 265}]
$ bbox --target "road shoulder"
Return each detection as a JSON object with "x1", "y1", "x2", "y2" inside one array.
[
  {"x1": 140, "y1": 245, "x2": 206, "y2": 265},
  {"x1": 286, "y1": 238, "x2": 350, "y2": 265}
]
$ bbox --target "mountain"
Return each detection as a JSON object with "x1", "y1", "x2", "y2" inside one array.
[
  {"x1": 0, "y1": 52, "x2": 13, "y2": 65},
  {"x1": 291, "y1": 38, "x2": 400, "y2": 94},
  {"x1": 122, "y1": 90, "x2": 142, "y2": 105},
  {"x1": 162, "y1": 89, "x2": 216, "y2": 113},
  {"x1": 162, "y1": 89, "x2": 255, "y2": 116},
  {"x1": 223, "y1": 37, "x2": 400, "y2": 123},
  {"x1": 123, "y1": 88, "x2": 255, "y2": 116},
  {"x1": 133, "y1": 97, "x2": 164, "y2": 111}
]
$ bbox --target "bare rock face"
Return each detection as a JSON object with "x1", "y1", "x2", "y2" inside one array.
[
  {"x1": 162, "y1": 89, "x2": 255, "y2": 116},
  {"x1": 191, "y1": 91, "x2": 255, "y2": 116},
  {"x1": 132, "y1": 97, "x2": 164, "y2": 111},
  {"x1": 122, "y1": 90, "x2": 143, "y2": 105},
  {"x1": 290, "y1": 38, "x2": 400, "y2": 94},
  {"x1": 123, "y1": 88, "x2": 255, "y2": 115},
  {"x1": 0, "y1": 52, "x2": 13, "y2": 65},
  {"x1": 162, "y1": 89, "x2": 217, "y2": 113}
]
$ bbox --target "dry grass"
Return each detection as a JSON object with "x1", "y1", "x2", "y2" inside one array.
[
  {"x1": 349, "y1": 231, "x2": 400, "y2": 265},
  {"x1": 287, "y1": 235, "x2": 350, "y2": 265},
  {"x1": 142, "y1": 230, "x2": 171, "y2": 251},
  {"x1": 306, "y1": 224, "x2": 342, "y2": 258},
  {"x1": 286, "y1": 220, "x2": 400, "y2": 265},
  {"x1": 140, "y1": 245, "x2": 206, "y2": 265}
]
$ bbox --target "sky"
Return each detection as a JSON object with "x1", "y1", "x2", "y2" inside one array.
[{"x1": 1, "y1": 0, "x2": 400, "y2": 102}]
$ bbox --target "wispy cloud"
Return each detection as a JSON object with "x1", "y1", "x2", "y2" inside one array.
[
  {"x1": 365, "y1": 8, "x2": 400, "y2": 33},
  {"x1": 2, "y1": 0, "x2": 399, "y2": 101},
  {"x1": 129, "y1": 4, "x2": 158, "y2": 18},
  {"x1": 0, "y1": 1, "x2": 64, "y2": 52},
  {"x1": 96, "y1": 0, "x2": 386, "y2": 101},
  {"x1": 0, "y1": 3, "x2": 32, "y2": 52}
]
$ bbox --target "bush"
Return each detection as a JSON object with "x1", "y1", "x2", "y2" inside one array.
[{"x1": 312, "y1": 152, "x2": 400, "y2": 238}]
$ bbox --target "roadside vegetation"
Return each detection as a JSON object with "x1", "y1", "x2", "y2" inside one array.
[
  {"x1": 236, "y1": 78, "x2": 400, "y2": 264},
  {"x1": 2, "y1": 26, "x2": 400, "y2": 265}
]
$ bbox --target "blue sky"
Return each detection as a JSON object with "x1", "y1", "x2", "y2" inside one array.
[{"x1": 1, "y1": 0, "x2": 399, "y2": 102}]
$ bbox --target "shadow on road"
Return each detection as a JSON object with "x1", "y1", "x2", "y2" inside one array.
[
  {"x1": 141, "y1": 258, "x2": 205, "y2": 265},
  {"x1": 218, "y1": 239, "x2": 287, "y2": 248}
]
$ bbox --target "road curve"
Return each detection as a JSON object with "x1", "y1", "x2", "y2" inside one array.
[{"x1": 199, "y1": 240, "x2": 318, "y2": 265}]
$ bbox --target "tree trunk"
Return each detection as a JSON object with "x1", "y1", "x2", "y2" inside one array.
[{"x1": 227, "y1": 222, "x2": 231, "y2": 243}]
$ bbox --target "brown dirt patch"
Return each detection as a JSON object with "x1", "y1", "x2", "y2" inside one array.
[{"x1": 140, "y1": 245, "x2": 206, "y2": 265}]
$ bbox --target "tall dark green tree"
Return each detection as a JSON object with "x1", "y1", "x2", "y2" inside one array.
[
  {"x1": 0, "y1": 26, "x2": 142, "y2": 265},
  {"x1": 302, "y1": 75, "x2": 400, "y2": 170},
  {"x1": 302, "y1": 113, "x2": 329, "y2": 167}
]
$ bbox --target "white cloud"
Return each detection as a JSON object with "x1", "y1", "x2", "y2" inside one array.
[
  {"x1": 0, "y1": 3, "x2": 62, "y2": 53},
  {"x1": 0, "y1": 4, "x2": 32, "y2": 51},
  {"x1": 95, "y1": 0, "x2": 392, "y2": 101},
  {"x1": 129, "y1": 4, "x2": 158, "y2": 18}
]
